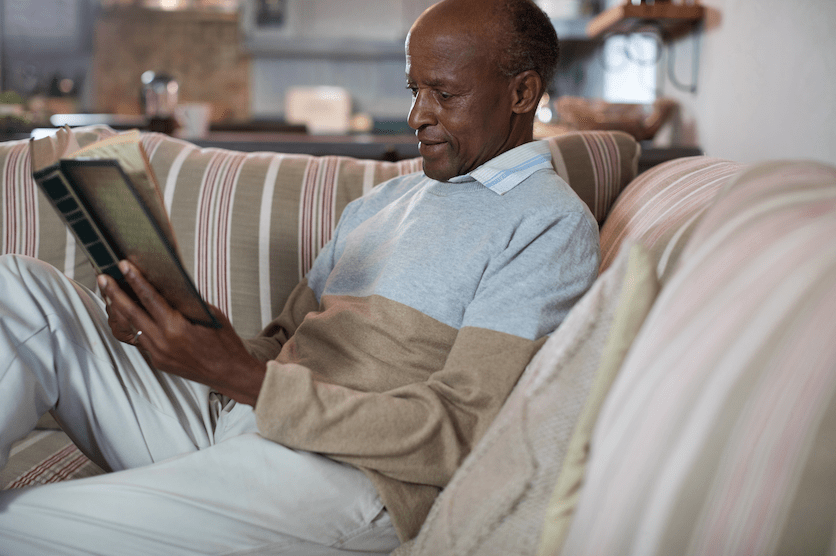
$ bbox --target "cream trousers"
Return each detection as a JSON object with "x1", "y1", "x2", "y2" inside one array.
[{"x1": 0, "y1": 255, "x2": 399, "y2": 555}]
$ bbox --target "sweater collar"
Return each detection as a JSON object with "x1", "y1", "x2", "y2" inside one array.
[{"x1": 447, "y1": 140, "x2": 553, "y2": 195}]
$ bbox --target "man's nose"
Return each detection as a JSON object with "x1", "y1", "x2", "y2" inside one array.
[{"x1": 408, "y1": 90, "x2": 436, "y2": 130}]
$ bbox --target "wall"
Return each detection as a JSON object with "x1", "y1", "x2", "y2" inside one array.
[
  {"x1": 246, "y1": 0, "x2": 436, "y2": 122},
  {"x1": 1, "y1": 0, "x2": 97, "y2": 102},
  {"x1": 92, "y1": 7, "x2": 250, "y2": 121},
  {"x1": 659, "y1": 0, "x2": 836, "y2": 165}
]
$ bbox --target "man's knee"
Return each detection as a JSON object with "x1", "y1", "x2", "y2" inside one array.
[
  {"x1": 0, "y1": 255, "x2": 84, "y2": 319},
  {"x1": 0, "y1": 253, "x2": 48, "y2": 276},
  {"x1": 0, "y1": 254, "x2": 65, "y2": 289}
]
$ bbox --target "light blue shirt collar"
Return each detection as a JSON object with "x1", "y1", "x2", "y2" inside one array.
[{"x1": 447, "y1": 140, "x2": 552, "y2": 195}]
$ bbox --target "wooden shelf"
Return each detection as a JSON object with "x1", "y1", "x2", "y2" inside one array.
[{"x1": 587, "y1": 2, "x2": 705, "y2": 40}]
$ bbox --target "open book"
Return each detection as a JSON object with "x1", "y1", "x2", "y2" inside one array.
[{"x1": 30, "y1": 126, "x2": 220, "y2": 328}]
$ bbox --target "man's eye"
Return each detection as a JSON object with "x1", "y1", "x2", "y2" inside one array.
[
  {"x1": 438, "y1": 91, "x2": 452, "y2": 100},
  {"x1": 406, "y1": 85, "x2": 418, "y2": 97}
]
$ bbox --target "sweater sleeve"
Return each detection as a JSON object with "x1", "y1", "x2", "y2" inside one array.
[{"x1": 243, "y1": 277, "x2": 320, "y2": 362}]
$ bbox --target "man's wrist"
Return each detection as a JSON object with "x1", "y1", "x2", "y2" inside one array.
[{"x1": 222, "y1": 359, "x2": 267, "y2": 407}]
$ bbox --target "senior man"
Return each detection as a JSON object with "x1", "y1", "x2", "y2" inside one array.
[{"x1": 0, "y1": 0, "x2": 599, "y2": 553}]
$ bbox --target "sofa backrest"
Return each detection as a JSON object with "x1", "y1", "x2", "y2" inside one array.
[
  {"x1": 0, "y1": 126, "x2": 638, "y2": 338},
  {"x1": 599, "y1": 156, "x2": 745, "y2": 282}
]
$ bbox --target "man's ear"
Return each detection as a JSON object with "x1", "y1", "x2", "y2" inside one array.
[{"x1": 510, "y1": 70, "x2": 544, "y2": 115}]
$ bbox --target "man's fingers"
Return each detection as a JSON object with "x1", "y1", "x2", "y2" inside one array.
[
  {"x1": 98, "y1": 273, "x2": 145, "y2": 344},
  {"x1": 107, "y1": 302, "x2": 135, "y2": 339},
  {"x1": 117, "y1": 260, "x2": 173, "y2": 323},
  {"x1": 99, "y1": 267, "x2": 156, "y2": 334}
]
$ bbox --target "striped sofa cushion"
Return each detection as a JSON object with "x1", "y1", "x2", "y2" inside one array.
[
  {"x1": 0, "y1": 428, "x2": 105, "y2": 489},
  {"x1": 1, "y1": 127, "x2": 638, "y2": 340},
  {"x1": 560, "y1": 160, "x2": 836, "y2": 556},
  {"x1": 0, "y1": 128, "x2": 420, "y2": 339},
  {"x1": 545, "y1": 130, "x2": 639, "y2": 225},
  {"x1": 1, "y1": 125, "x2": 118, "y2": 293},
  {"x1": 139, "y1": 134, "x2": 422, "y2": 339},
  {"x1": 599, "y1": 156, "x2": 744, "y2": 281}
]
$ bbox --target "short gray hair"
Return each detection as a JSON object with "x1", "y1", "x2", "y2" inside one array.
[{"x1": 497, "y1": 0, "x2": 560, "y2": 88}]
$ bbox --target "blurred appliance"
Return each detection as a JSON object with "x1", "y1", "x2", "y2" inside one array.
[
  {"x1": 285, "y1": 86, "x2": 351, "y2": 135},
  {"x1": 141, "y1": 71, "x2": 179, "y2": 134}
]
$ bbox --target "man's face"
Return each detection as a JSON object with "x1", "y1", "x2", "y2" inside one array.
[{"x1": 405, "y1": 28, "x2": 517, "y2": 182}]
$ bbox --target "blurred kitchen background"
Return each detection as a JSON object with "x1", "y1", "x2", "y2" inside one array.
[{"x1": 1, "y1": 0, "x2": 834, "y2": 165}]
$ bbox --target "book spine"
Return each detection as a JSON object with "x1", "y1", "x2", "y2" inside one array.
[{"x1": 33, "y1": 166, "x2": 124, "y2": 284}]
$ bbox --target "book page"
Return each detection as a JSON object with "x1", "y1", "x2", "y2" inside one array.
[{"x1": 29, "y1": 125, "x2": 81, "y2": 172}]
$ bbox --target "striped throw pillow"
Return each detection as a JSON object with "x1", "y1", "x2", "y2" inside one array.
[
  {"x1": 599, "y1": 156, "x2": 744, "y2": 281},
  {"x1": 545, "y1": 130, "x2": 640, "y2": 225},
  {"x1": 561, "y1": 160, "x2": 836, "y2": 556}
]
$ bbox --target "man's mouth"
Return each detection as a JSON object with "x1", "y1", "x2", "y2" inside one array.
[{"x1": 418, "y1": 140, "x2": 447, "y2": 157}]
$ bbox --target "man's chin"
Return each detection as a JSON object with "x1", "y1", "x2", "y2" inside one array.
[{"x1": 420, "y1": 159, "x2": 457, "y2": 182}]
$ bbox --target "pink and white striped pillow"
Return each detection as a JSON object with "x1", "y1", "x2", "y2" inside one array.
[
  {"x1": 599, "y1": 156, "x2": 744, "y2": 281},
  {"x1": 561, "y1": 160, "x2": 836, "y2": 556}
]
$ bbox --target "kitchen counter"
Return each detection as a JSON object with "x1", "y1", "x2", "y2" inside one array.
[{"x1": 190, "y1": 131, "x2": 419, "y2": 161}]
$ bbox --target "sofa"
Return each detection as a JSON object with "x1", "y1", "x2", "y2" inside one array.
[{"x1": 1, "y1": 125, "x2": 835, "y2": 555}]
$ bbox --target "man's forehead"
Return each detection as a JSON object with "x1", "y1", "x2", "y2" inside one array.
[
  {"x1": 407, "y1": 0, "x2": 503, "y2": 54},
  {"x1": 406, "y1": 30, "x2": 486, "y2": 74}
]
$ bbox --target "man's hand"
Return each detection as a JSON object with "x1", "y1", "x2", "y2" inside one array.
[{"x1": 98, "y1": 260, "x2": 266, "y2": 406}]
